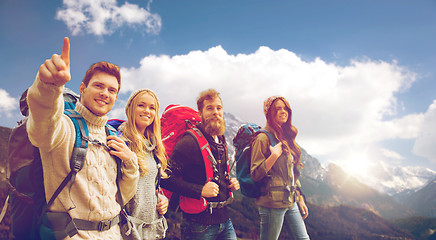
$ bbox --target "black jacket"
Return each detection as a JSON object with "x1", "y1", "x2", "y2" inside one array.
[{"x1": 161, "y1": 124, "x2": 230, "y2": 224}]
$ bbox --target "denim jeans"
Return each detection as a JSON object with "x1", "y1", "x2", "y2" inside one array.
[
  {"x1": 180, "y1": 218, "x2": 237, "y2": 240},
  {"x1": 258, "y1": 204, "x2": 310, "y2": 240}
]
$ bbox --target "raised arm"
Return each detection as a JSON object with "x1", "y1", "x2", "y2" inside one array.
[{"x1": 27, "y1": 37, "x2": 72, "y2": 150}]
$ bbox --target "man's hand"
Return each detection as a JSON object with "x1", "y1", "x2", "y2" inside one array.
[
  {"x1": 228, "y1": 178, "x2": 240, "y2": 191},
  {"x1": 39, "y1": 37, "x2": 71, "y2": 86},
  {"x1": 107, "y1": 135, "x2": 135, "y2": 162},
  {"x1": 201, "y1": 181, "x2": 219, "y2": 198}
]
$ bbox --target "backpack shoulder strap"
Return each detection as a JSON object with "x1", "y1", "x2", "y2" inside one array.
[
  {"x1": 104, "y1": 123, "x2": 122, "y2": 175},
  {"x1": 40, "y1": 109, "x2": 89, "y2": 218},
  {"x1": 105, "y1": 123, "x2": 122, "y2": 179},
  {"x1": 64, "y1": 109, "x2": 89, "y2": 180},
  {"x1": 154, "y1": 154, "x2": 161, "y2": 190},
  {"x1": 258, "y1": 129, "x2": 278, "y2": 147},
  {"x1": 105, "y1": 123, "x2": 118, "y2": 137},
  {"x1": 104, "y1": 122, "x2": 126, "y2": 208},
  {"x1": 64, "y1": 109, "x2": 89, "y2": 150},
  {"x1": 185, "y1": 128, "x2": 215, "y2": 182},
  {"x1": 180, "y1": 128, "x2": 234, "y2": 211}
]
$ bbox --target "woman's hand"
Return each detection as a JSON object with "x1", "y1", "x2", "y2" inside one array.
[
  {"x1": 228, "y1": 177, "x2": 240, "y2": 191},
  {"x1": 265, "y1": 142, "x2": 283, "y2": 172},
  {"x1": 156, "y1": 191, "x2": 168, "y2": 215},
  {"x1": 298, "y1": 198, "x2": 309, "y2": 220},
  {"x1": 269, "y1": 142, "x2": 283, "y2": 158}
]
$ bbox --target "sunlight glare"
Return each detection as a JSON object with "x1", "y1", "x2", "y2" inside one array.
[{"x1": 343, "y1": 154, "x2": 371, "y2": 179}]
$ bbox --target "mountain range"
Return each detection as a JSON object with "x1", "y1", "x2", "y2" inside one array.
[
  {"x1": 224, "y1": 112, "x2": 436, "y2": 219},
  {"x1": 0, "y1": 111, "x2": 435, "y2": 239},
  {"x1": 221, "y1": 112, "x2": 436, "y2": 239}
]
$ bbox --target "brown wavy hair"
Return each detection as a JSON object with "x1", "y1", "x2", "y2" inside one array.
[
  {"x1": 266, "y1": 97, "x2": 303, "y2": 169},
  {"x1": 196, "y1": 88, "x2": 222, "y2": 112}
]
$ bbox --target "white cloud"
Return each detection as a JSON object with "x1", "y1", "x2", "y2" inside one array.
[
  {"x1": 413, "y1": 100, "x2": 436, "y2": 163},
  {"x1": 56, "y1": 0, "x2": 161, "y2": 36},
  {"x1": 110, "y1": 45, "x2": 424, "y2": 170},
  {"x1": 0, "y1": 89, "x2": 17, "y2": 117},
  {"x1": 381, "y1": 148, "x2": 405, "y2": 160}
]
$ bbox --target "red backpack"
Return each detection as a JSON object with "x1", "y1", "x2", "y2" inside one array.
[
  {"x1": 161, "y1": 105, "x2": 233, "y2": 214},
  {"x1": 161, "y1": 104, "x2": 201, "y2": 156}
]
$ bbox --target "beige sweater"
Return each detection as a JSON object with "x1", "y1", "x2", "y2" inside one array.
[{"x1": 27, "y1": 75, "x2": 139, "y2": 239}]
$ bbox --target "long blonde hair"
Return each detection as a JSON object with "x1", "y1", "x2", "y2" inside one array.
[{"x1": 122, "y1": 89, "x2": 167, "y2": 176}]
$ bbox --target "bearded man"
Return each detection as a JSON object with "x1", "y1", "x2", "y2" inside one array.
[{"x1": 161, "y1": 89, "x2": 240, "y2": 240}]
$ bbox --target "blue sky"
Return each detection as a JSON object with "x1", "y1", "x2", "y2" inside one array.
[{"x1": 1, "y1": 0, "x2": 435, "y2": 181}]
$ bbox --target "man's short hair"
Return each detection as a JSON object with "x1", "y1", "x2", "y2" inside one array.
[
  {"x1": 197, "y1": 89, "x2": 222, "y2": 112},
  {"x1": 82, "y1": 61, "x2": 121, "y2": 92}
]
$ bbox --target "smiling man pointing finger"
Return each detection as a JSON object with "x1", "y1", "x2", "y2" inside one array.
[{"x1": 26, "y1": 37, "x2": 139, "y2": 240}]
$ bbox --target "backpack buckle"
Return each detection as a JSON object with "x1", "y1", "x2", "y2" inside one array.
[
  {"x1": 97, "y1": 219, "x2": 111, "y2": 231},
  {"x1": 71, "y1": 147, "x2": 87, "y2": 172}
]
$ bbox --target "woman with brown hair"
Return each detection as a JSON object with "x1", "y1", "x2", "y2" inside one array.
[{"x1": 250, "y1": 96, "x2": 310, "y2": 240}]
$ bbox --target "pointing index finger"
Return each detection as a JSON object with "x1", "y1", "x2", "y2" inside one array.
[{"x1": 61, "y1": 37, "x2": 70, "y2": 66}]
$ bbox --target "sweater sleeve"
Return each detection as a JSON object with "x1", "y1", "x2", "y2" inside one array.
[
  {"x1": 26, "y1": 73, "x2": 67, "y2": 151},
  {"x1": 161, "y1": 134, "x2": 205, "y2": 199},
  {"x1": 250, "y1": 133, "x2": 271, "y2": 182},
  {"x1": 118, "y1": 153, "x2": 140, "y2": 205}
]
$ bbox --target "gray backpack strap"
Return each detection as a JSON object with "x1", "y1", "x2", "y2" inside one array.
[{"x1": 39, "y1": 110, "x2": 89, "y2": 220}]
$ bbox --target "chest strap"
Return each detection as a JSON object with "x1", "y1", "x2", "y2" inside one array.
[
  {"x1": 207, "y1": 196, "x2": 234, "y2": 214},
  {"x1": 43, "y1": 212, "x2": 120, "y2": 239},
  {"x1": 71, "y1": 214, "x2": 120, "y2": 232}
]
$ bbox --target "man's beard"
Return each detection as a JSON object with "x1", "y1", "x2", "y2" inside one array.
[{"x1": 203, "y1": 115, "x2": 225, "y2": 136}]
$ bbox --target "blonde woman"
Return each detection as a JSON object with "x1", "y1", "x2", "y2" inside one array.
[{"x1": 117, "y1": 89, "x2": 168, "y2": 239}]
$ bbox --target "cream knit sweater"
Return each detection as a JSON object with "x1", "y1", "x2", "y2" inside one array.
[{"x1": 27, "y1": 75, "x2": 139, "y2": 239}]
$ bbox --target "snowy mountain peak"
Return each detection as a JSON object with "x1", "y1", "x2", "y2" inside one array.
[{"x1": 223, "y1": 111, "x2": 436, "y2": 196}]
